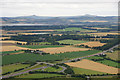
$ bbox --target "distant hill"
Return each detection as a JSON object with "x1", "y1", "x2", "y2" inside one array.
[{"x1": 1, "y1": 15, "x2": 118, "y2": 25}]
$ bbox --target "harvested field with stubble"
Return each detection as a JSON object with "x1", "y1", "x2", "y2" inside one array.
[
  {"x1": 40, "y1": 46, "x2": 90, "y2": 54},
  {"x1": 77, "y1": 41, "x2": 106, "y2": 47},
  {"x1": 65, "y1": 59, "x2": 119, "y2": 74},
  {"x1": 0, "y1": 40, "x2": 27, "y2": 44}
]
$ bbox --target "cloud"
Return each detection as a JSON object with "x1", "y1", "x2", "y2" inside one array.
[{"x1": 0, "y1": 1, "x2": 118, "y2": 17}]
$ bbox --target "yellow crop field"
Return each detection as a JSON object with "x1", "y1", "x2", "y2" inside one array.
[
  {"x1": 1, "y1": 46, "x2": 29, "y2": 51},
  {"x1": 77, "y1": 41, "x2": 106, "y2": 47},
  {"x1": 0, "y1": 40, "x2": 27, "y2": 44},
  {"x1": 40, "y1": 46, "x2": 89, "y2": 54},
  {"x1": 65, "y1": 59, "x2": 119, "y2": 74}
]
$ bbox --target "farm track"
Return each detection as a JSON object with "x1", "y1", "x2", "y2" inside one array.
[{"x1": 2, "y1": 44, "x2": 119, "y2": 79}]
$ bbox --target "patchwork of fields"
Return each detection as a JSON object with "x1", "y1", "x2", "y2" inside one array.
[
  {"x1": 65, "y1": 59, "x2": 119, "y2": 74},
  {"x1": 87, "y1": 56, "x2": 120, "y2": 68},
  {"x1": 2, "y1": 50, "x2": 100, "y2": 65},
  {"x1": 1, "y1": 25, "x2": 119, "y2": 79}
]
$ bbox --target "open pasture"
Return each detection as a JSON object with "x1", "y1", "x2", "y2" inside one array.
[
  {"x1": 44, "y1": 66, "x2": 63, "y2": 72},
  {"x1": 2, "y1": 63, "x2": 30, "y2": 74},
  {"x1": 65, "y1": 59, "x2": 119, "y2": 74},
  {"x1": 105, "y1": 50, "x2": 119, "y2": 61},
  {"x1": 40, "y1": 46, "x2": 90, "y2": 54},
  {"x1": 57, "y1": 39, "x2": 88, "y2": 45},
  {"x1": 72, "y1": 67, "x2": 105, "y2": 75},
  {"x1": 77, "y1": 41, "x2": 106, "y2": 47},
  {"x1": 1, "y1": 50, "x2": 22, "y2": 55}
]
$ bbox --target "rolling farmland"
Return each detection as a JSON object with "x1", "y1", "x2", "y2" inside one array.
[
  {"x1": 65, "y1": 59, "x2": 119, "y2": 74},
  {"x1": 2, "y1": 50, "x2": 100, "y2": 65}
]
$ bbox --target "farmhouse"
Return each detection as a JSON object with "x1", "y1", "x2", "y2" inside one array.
[{"x1": 24, "y1": 50, "x2": 46, "y2": 55}]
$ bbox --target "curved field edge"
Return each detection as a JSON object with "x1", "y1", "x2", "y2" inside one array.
[{"x1": 65, "y1": 59, "x2": 118, "y2": 74}]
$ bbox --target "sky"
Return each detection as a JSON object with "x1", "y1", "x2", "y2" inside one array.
[{"x1": 0, "y1": 0, "x2": 119, "y2": 17}]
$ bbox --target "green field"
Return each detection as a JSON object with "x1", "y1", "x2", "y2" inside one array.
[
  {"x1": 57, "y1": 39, "x2": 88, "y2": 45},
  {"x1": 87, "y1": 56, "x2": 120, "y2": 68},
  {"x1": 1, "y1": 51, "x2": 21, "y2": 55},
  {"x1": 105, "y1": 50, "x2": 119, "y2": 60},
  {"x1": 56, "y1": 27, "x2": 96, "y2": 32},
  {"x1": 72, "y1": 67, "x2": 106, "y2": 75},
  {"x1": 18, "y1": 45, "x2": 64, "y2": 49},
  {"x1": 97, "y1": 60, "x2": 119, "y2": 68},
  {"x1": 2, "y1": 63, "x2": 30, "y2": 74},
  {"x1": 16, "y1": 73, "x2": 64, "y2": 78},
  {"x1": 2, "y1": 50, "x2": 100, "y2": 65},
  {"x1": 44, "y1": 67, "x2": 63, "y2": 72}
]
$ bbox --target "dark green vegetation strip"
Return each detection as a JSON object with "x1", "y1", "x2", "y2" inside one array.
[
  {"x1": 18, "y1": 45, "x2": 64, "y2": 49},
  {"x1": 3, "y1": 50, "x2": 100, "y2": 65}
]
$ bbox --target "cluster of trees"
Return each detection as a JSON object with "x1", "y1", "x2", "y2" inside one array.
[
  {"x1": 93, "y1": 38, "x2": 119, "y2": 50},
  {"x1": 11, "y1": 34, "x2": 95, "y2": 45},
  {"x1": 57, "y1": 63, "x2": 74, "y2": 75}
]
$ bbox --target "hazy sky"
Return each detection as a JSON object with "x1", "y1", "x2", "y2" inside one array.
[{"x1": 0, "y1": 0, "x2": 119, "y2": 17}]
